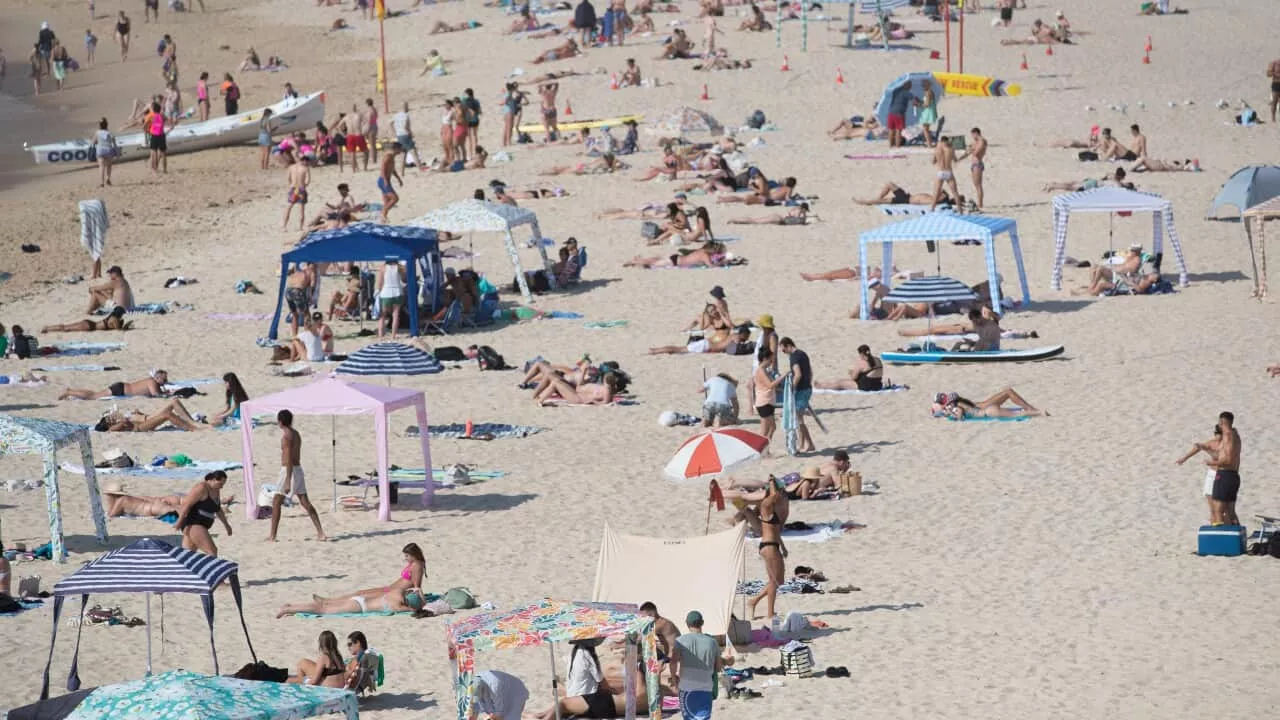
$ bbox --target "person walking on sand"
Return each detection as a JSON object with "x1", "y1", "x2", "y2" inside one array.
[
  {"x1": 362, "y1": 98, "x2": 379, "y2": 165},
  {"x1": 780, "y1": 337, "x2": 815, "y2": 454},
  {"x1": 28, "y1": 44, "x2": 42, "y2": 95},
  {"x1": 957, "y1": 127, "x2": 987, "y2": 210},
  {"x1": 1206, "y1": 411, "x2": 1242, "y2": 526},
  {"x1": 266, "y1": 409, "x2": 327, "y2": 542},
  {"x1": 1267, "y1": 56, "x2": 1280, "y2": 123},
  {"x1": 174, "y1": 470, "x2": 232, "y2": 556},
  {"x1": 283, "y1": 154, "x2": 310, "y2": 230},
  {"x1": 538, "y1": 81, "x2": 560, "y2": 142},
  {"x1": 115, "y1": 11, "x2": 130, "y2": 61},
  {"x1": 377, "y1": 142, "x2": 402, "y2": 223},
  {"x1": 390, "y1": 101, "x2": 422, "y2": 174},
  {"x1": 671, "y1": 610, "x2": 724, "y2": 720},
  {"x1": 93, "y1": 117, "x2": 116, "y2": 187},
  {"x1": 929, "y1": 136, "x2": 961, "y2": 212},
  {"x1": 144, "y1": 0, "x2": 159, "y2": 23}
]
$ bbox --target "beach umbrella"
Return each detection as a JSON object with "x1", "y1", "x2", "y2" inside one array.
[
  {"x1": 335, "y1": 341, "x2": 442, "y2": 377},
  {"x1": 1206, "y1": 165, "x2": 1280, "y2": 220},
  {"x1": 647, "y1": 107, "x2": 724, "y2": 137},
  {"x1": 63, "y1": 669, "x2": 358, "y2": 720},
  {"x1": 875, "y1": 72, "x2": 945, "y2": 127},
  {"x1": 665, "y1": 428, "x2": 769, "y2": 481},
  {"x1": 884, "y1": 275, "x2": 978, "y2": 342}
]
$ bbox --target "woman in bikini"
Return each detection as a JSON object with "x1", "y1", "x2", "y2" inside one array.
[
  {"x1": 748, "y1": 476, "x2": 788, "y2": 619},
  {"x1": 98, "y1": 398, "x2": 206, "y2": 432},
  {"x1": 541, "y1": 154, "x2": 626, "y2": 176},
  {"x1": 933, "y1": 387, "x2": 1047, "y2": 420},
  {"x1": 310, "y1": 543, "x2": 426, "y2": 608},
  {"x1": 288, "y1": 631, "x2": 348, "y2": 688},
  {"x1": 42, "y1": 306, "x2": 131, "y2": 333},
  {"x1": 209, "y1": 372, "x2": 248, "y2": 427},
  {"x1": 101, "y1": 480, "x2": 235, "y2": 518},
  {"x1": 535, "y1": 372, "x2": 620, "y2": 406},
  {"x1": 816, "y1": 344, "x2": 887, "y2": 391},
  {"x1": 676, "y1": 206, "x2": 714, "y2": 245},
  {"x1": 624, "y1": 240, "x2": 731, "y2": 268},
  {"x1": 276, "y1": 585, "x2": 426, "y2": 618},
  {"x1": 174, "y1": 471, "x2": 233, "y2": 556},
  {"x1": 653, "y1": 203, "x2": 691, "y2": 245},
  {"x1": 633, "y1": 144, "x2": 682, "y2": 182},
  {"x1": 728, "y1": 204, "x2": 811, "y2": 226},
  {"x1": 531, "y1": 38, "x2": 580, "y2": 64}
]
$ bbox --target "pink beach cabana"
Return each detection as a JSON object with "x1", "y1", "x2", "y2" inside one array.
[{"x1": 238, "y1": 377, "x2": 432, "y2": 522}]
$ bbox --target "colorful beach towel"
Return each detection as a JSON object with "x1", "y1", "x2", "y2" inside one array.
[
  {"x1": 404, "y1": 423, "x2": 543, "y2": 440},
  {"x1": 60, "y1": 460, "x2": 243, "y2": 479},
  {"x1": 813, "y1": 384, "x2": 909, "y2": 395},
  {"x1": 584, "y1": 320, "x2": 628, "y2": 329},
  {"x1": 736, "y1": 578, "x2": 823, "y2": 596}
]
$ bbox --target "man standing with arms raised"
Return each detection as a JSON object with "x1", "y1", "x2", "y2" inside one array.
[
  {"x1": 1208, "y1": 411, "x2": 1241, "y2": 527},
  {"x1": 267, "y1": 409, "x2": 327, "y2": 542}
]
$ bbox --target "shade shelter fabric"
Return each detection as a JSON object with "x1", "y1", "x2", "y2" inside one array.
[
  {"x1": 335, "y1": 342, "x2": 443, "y2": 376},
  {"x1": 269, "y1": 223, "x2": 443, "y2": 340},
  {"x1": 238, "y1": 377, "x2": 433, "y2": 521},
  {"x1": 593, "y1": 523, "x2": 746, "y2": 636},
  {"x1": 447, "y1": 600, "x2": 661, "y2": 720},
  {"x1": 40, "y1": 538, "x2": 256, "y2": 700},
  {"x1": 1243, "y1": 196, "x2": 1280, "y2": 298},
  {"x1": 1050, "y1": 187, "x2": 1188, "y2": 290},
  {"x1": 61, "y1": 669, "x2": 358, "y2": 720},
  {"x1": 0, "y1": 415, "x2": 108, "y2": 563},
  {"x1": 1207, "y1": 165, "x2": 1280, "y2": 220},
  {"x1": 406, "y1": 200, "x2": 553, "y2": 303},
  {"x1": 646, "y1": 107, "x2": 724, "y2": 136},
  {"x1": 875, "y1": 72, "x2": 945, "y2": 127},
  {"x1": 857, "y1": 213, "x2": 1030, "y2": 319}
]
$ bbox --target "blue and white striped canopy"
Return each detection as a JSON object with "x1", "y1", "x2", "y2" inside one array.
[
  {"x1": 856, "y1": 0, "x2": 910, "y2": 11},
  {"x1": 335, "y1": 342, "x2": 443, "y2": 376},
  {"x1": 884, "y1": 276, "x2": 978, "y2": 305},
  {"x1": 53, "y1": 537, "x2": 238, "y2": 596}
]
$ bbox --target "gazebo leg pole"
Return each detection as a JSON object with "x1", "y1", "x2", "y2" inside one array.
[
  {"x1": 550, "y1": 642, "x2": 561, "y2": 720},
  {"x1": 146, "y1": 592, "x2": 153, "y2": 676},
  {"x1": 332, "y1": 417, "x2": 338, "y2": 513}
]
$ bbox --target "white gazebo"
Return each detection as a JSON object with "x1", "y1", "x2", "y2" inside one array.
[
  {"x1": 857, "y1": 213, "x2": 1031, "y2": 319},
  {"x1": 407, "y1": 200, "x2": 555, "y2": 302},
  {"x1": 1050, "y1": 187, "x2": 1188, "y2": 290},
  {"x1": 1243, "y1": 196, "x2": 1280, "y2": 298}
]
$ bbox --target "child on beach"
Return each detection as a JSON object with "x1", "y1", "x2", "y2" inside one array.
[{"x1": 84, "y1": 30, "x2": 97, "y2": 65}]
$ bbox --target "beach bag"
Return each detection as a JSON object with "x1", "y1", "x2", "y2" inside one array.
[
  {"x1": 233, "y1": 661, "x2": 289, "y2": 682},
  {"x1": 746, "y1": 110, "x2": 766, "y2": 129},
  {"x1": 780, "y1": 644, "x2": 814, "y2": 677},
  {"x1": 226, "y1": 83, "x2": 241, "y2": 102},
  {"x1": 443, "y1": 587, "x2": 478, "y2": 610},
  {"x1": 425, "y1": 599, "x2": 455, "y2": 616},
  {"x1": 476, "y1": 345, "x2": 508, "y2": 371},
  {"x1": 641, "y1": 221, "x2": 661, "y2": 240},
  {"x1": 98, "y1": 448, "x2": 134, "y2": 469},
  {"x1": 1077, "y1": 150, "x2": 1098, "y2": 161},
  {"x1": 433, "y1": 345, "x2": 466, "y2": 362},
  {"x1": 727, "y1": 615, "x2": 752, "y2": 647}
]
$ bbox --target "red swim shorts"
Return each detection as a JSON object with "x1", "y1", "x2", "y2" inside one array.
[
  {"x1": 345, "y1": 134, "x2": 369, "y2": 152},
  {"x1": 886, "y1": 113, "x2": 906, "y2": 131}
]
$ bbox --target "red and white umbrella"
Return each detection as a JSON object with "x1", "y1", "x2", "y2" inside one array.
[{"x1": 665, "y1": 428, "x2": 769, "y2": 480}]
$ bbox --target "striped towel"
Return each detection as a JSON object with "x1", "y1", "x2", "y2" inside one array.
[
  {"x1": 78, "y1": 199, "x2": 109, "y2": 261},
  {"x1": 813, "y1": 384, "x2": 909, "y2": 395}
]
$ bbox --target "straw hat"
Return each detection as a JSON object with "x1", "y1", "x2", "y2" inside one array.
[
  {"x1": 757, "y1": 313, "x2": 775, "y2": 330},
  {"x1": 100, "y1": 480, "x2": 126, "y2": 495},
  {"x1": 801, "y1": 465, "x2": 822, "y2": 481}
]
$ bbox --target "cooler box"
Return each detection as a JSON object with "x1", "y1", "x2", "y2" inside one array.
[{"x1": 1198, "y1": 525, "x2": 1246, "y2": 556}]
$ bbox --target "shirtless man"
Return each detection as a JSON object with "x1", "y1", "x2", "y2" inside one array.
[
  {"x1": 537, "y1": 81, "x2": 560, "y2": 141},
  {"x1": 283, "y1": 155, "x2": 310, "y2": 230},
  {"x1": 1100, "y1": 128, "x2": 1137, "y2": 162},
  {"x1": 1207, "y1": 411, "x2": 1241, "y2": 526},
  {"x1": 329, "y1": 112, "x2": 359, "y2": 173},
  {"x1": 929, "y1": 137, "x2": 961, "y2": 211},
  {"x1": 86, "y1": 265, "x2": 134, "y2": 313},
  {"x1": 376, "y1": 143, "x2": 402, "y2": 223},
  {"x1": 1128, "y1": 124, "x2": 1148, "y2": 160},
  {"x1": 957, "y1": 127, "x2": 987, "y2": 210},
  {"x1": 59, "y1": 370, "x2": 168, "y2": 400},
  {"x1": 344, "y1": 104, "x2": 370, "y2": 172},
  {"x1": 267, "y1": 409, "x2": 327, "y2": 542},
  {"x1": 361, "y1": 98, "x2": 379, "y2": 166},
  {"x1": 638, "y1": 602, "x2": 681, "y2": 662},
  {"x1": 717, "y1": 176, "x2": 797, "y2": 205},
  {"x1": 1269, "y1": 57, "x2": 1280, "y2": 123},
  {"x1": 854, "y1": 182, "x2": 957, "y2": 207},
  {"x1": 951, "y1": 308, "x2": 1001, "y2": 351}
]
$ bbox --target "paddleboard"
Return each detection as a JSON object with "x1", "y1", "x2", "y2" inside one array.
[
  {"x1": 882, "y1": 345, "x2": 1064, "y2": 365},
  {"x1": 933, "y1": 72, "x2": 1022, "y2": 98},
  {"x1": 517, "y1": 114, "x2": 642, "y2": 133}
]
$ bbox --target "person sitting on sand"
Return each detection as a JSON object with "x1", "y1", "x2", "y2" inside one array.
[
  {"x1": 849, "y1": 278, "x2": 927, "y2": 321},
  {"x1": 208, "y1": 372, "x2": 249, "y2": 427},
  {"x1": 42, "y1": 306, "x2": 132, "y2": 333},
  {"x1": 277, "y1": 585, "x2": 426, "y2": 618},
  {"x1": 933, "y1": 387, "x2": 1047, "y2": 419},
  {"x1": 649, "y1": 324, "x2": 755, "y2": 355},
  {"x1": 1098, "y1": 127, "x2": 1138, "y2": 162},
  {"x1": 652, "y1": 203, "x2": 691, "y2": 243},
  {"x1": 287, "y1": 631, "x2": 348, "y2": 688},
  {"x1": 854, "y1": 182, "x2": 959, "y2": 207},
  {"x1": 532, "y1": 38, "x2": 580, "y2": 64},
  {"x1": 634, "y1": 144, "x2": 683, "y2": 182},
  {"x1": 504, "y1": 6, "x2": 541, "y2": 34},
  {"x1": 625, "y1": 240, "x2": 733, "y2": 269},
  {"x1": 949, "y1": 308, "x2": 1002, "y2": 351},
  {"x1": 430, "y1": 19, "x2": 482, "y2": 34},
  {"x1": 727, "y1": 204, "x2": 811, "y2": 226},
  {"x1": 60, "y1": 370, "x2": 168, "y2": 400},
  {"x1": 541, "y1": 153, "x2": 627, "y2": 176},
  {"x1": 101, "y1": 480, "x2": 234, "y2": 518},
  {"x1": 658, "y1": 28, "x2": 694, "y2": 59},
  {"x1": 739, "y1": 2, "x2": 772, "y2": 30},
  {"x1": 535, "y1": 371, "x2": 621, "y2": 405},
  {"x1": 530, "y1": 638, "x2": 650, "y2": 720},
  {"x1": 621, "y1": 57, "x2": 643, "y2": 86},
  {"x1": 815, "y1": 345, "x2": 887, "y2": 391},
  {"x1": 310, "y1": 543, "x2": 426, "y2": 608},
  {"x1": 655, "y1": 206, "x2": 714, "y2": 246},
  {"x1": 327, "y1": 266, "x2": 363, "y2": 320},
  {"x1": 86, "y1": 265, "x2": 135, "y2": 314},
  {"x1": 239, "y1": 46, "x2": 261, "y2": 71},
  {"x1": 96, "y1": 398, "x2": 206, "y2": 432},
  {"x1": 1077, "y1": 244, "x2": 1161, "y2": 296}
]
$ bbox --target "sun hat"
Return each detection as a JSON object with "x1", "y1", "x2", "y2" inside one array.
[
  {"x1": 101, "y1": 480, "x2": 126, "y2": 495},
  {"x1": 685, "y1": 610, "x2": 704, "y2": 628},
  {"x1": 757, "y1": 313, "x2": 774, "y2": 329},
  {"x1": 709, "y1": 285, "x2": 725, "y2": 299},
  {"x1": 801, "y1": 465, "x2": 822, "y2": 481}
]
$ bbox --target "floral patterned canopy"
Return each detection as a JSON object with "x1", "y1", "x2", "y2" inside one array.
[
  {"x1": 0, "y1": 415, "x2": 107, "y2": 562},
  {"x1": 447, "y1": 600, "x2": 661, "y2": 720},
  {"x1": 63, "y1": 669, "x2": 358, "y2": 720}
]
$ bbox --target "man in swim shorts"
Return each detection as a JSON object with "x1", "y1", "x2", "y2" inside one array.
[
  {"x1": 538, "y1": 81, "x2": 559, "y2": 141},
  {"x1": 283, "y1": 153, "x2": 310, "y2": 230},
  {"x1": 1208, "y1": 410, "x2": 1241, "y2": 526},
  {"x1": 1268, "y1": 57, "x2": 1280, "y2": 123},
  {"x1": 377, "y1": 142, "x2": 402, "y2": 223},
  {"x1": 267, "y1": 409, "x2": 327, "y2": 542},
  {"x1": 929, "y1": 137, "x2": 961, "y2": 211},
  {"x1": 957, "y1": 127, "x2": 987, "y2": 210},
  {"x1": 58, "y1": 370, "x2": 168, "y2": 400},
  {"x1": 886, "y1": 83, "x2": 912, "y2": 148},
  {"x1": 344, "y1": 104, "x2": 370, "y2": 172}
]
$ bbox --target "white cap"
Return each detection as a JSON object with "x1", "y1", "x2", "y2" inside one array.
[{"x1": 42, "y1": 21, "x2": 50, "y2": 29}]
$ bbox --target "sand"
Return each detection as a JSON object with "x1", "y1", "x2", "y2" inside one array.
[{"x1": 1, "y1": 0, "x2": 1280, "y2": 716}]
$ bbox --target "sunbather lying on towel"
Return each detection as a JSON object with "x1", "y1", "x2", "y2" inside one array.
[
  {"x1": 529, "y1": 638, "x2": 651, "y2": 720},
  {"x1": 95, "y1": 398, "x2": 206, "y2": 432},
  {"x1": 429, "y1": 19, "x2": 482, "y2": 33},
  {"x1": 0, "y1": 371, "x2": 47, "y2": 385},
  {"x1": 726, "y1": 451, "x2": 852, "y2": 502},
  {"x1": 101, "y1": 480, "x2": 234, "y2": 518},
  {"x1": 535, "y1": 371, "x2": 621, "y2": 406},
  {"x1": 830, "y1": 114, "x2": 885, "y2": 141},
  {"x1": 649, "y1": 325, "x2": 755, "y2": 356},
  {"x1": 625, "y1": 241, "x2": 735, "y2": 269},
  {"x1": 521, "y1": 357, "x2": 596, "y2": 388},
  {"x1": 1000, "y1": 19, "x2": 1069, "y2": 44},
  {"x1": 932, "y1": 387, "x2": 1047, "y2": 419},
  {"x1": 854, "y1": 182, "x2": 960, "y2": 207},
  {"x1": 1130, "y1": 157, "x2": 1199, "y2": 173},
  {"x1": 531, "y1": 38, "x2": 580, "y2": 64},
  {"x1": 541, "y1": 154, "x2": 627, "y2": 176},
  {"x1": 815, "y1": 345, "x2": 888, "y2": 391},
  {"x1": 310, "y1": 543, "x2": 426, "y2": 607},
  {"x1": 60, "y1": 369, "x2": 169, "y2": 400},
  {"x1": 42, "y1": 307, "x2": 133, "y2": 334},
  {"x1": 801, "y1": 266, "x2": 887, "y2": 282},
  {"x1": 727, "y1": 204, "x2": 811, "y2": 226},
  {"x1": 276, "y1": 586, "x2": 426, "y2": 618}
]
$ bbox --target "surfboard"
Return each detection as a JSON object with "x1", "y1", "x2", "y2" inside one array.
[
  {"x1": 517, "y1": 114, "x2": 643, "y2": 134},
  {"x1": 882, "y1": 345, "x2": 1064, "y2": 365},
  {"x1": 933, "y1": 73, "x2": 1022, "y2": 98}
]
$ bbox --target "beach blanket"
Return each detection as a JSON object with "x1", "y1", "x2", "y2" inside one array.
[
  {"x1": 404, "y1": 423, "x2": 543, "y2": 440},
  {"x1": 736, "y1": 578, "x2": 823, "y2": 596},
  {"x1": 813, "y1": 384, "x2": 908, "y2": 395},
  {"x1": 206, "y1": 312, "x2": 273, "y2": 321},
  {"x1": 385, "y1": 468, "x2": 507, "y2": 481},
  {"x1": 876, "y1": 204, "x2": 934, "y2": 216},
  {"x1": 935, "y1": 413, "x2": 1033, "y2": 423},
  {"x1": 752, "y1": 521, "x2": 860, "y2": 544},
  {"x1": 78, "y1": 199, "x2": 109, "y2": 262},
  {"x1": 845, "y1": 153, "x2": 908, "y2": 160},
  {"x1": 0, "y1": 598, "x2": 46, "y2": 616},
  {"x1": 292, "y1": 593, "x2": 441, "y2": 619},
  {"x1": 60, "y1": 460, "x2": 243, "y2": 479},
  {"x1": 32, "y1": 364, "x2": 122, "y2": 372},
  {"x1": 164, "y1": 378, "x2": 219, "y2": 391},
  {"x1": 44, "y1": 342, "x2": 126, "y2": 357},
  {"x1": 584, "y1": 320, "x2": 628, "y2": 329},
  {"x1": 116, "y1": 511, "x2": 179, "y2": 525},
  {"x1": 93, "y1": 301, "x2": 193, "y2": 316}
]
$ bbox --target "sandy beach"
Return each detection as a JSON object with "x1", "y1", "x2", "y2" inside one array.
[{"x1": 2, "y1": 0, "x2": 1280, "y2": 716}]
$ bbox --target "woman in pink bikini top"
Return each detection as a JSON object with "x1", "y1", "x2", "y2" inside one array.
[{"x1": 307, "y1": 542, "x2": 426, "y2": 609}]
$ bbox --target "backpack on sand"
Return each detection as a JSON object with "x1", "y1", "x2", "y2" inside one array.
[
  {"x1": 476, "y1": 345, "x2": 509, "y2": 371},
  {"x1": 443, "y1": 587, "x2": 478, "y2": 610}
]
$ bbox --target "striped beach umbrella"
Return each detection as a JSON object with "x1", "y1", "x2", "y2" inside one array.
[
  {"x1": 335, "y1": 342, "x2": 442, "y2": 377},
  {"x1": 665, "y1": 428, "x2": 769, "y2": 481},
  {"x1": 883, "y1": 275, "x2": 978, "y2": 306}
]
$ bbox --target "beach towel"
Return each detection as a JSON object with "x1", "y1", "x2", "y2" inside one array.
[
  {"x1": 782, "y1": 376, "x2": 797, "y2": 455},
  {"x1": 584, "y1": 320, "x2": 629, "y2": 329},
  {"x1": 44, "y1": 342, "x2": 126, "y2": 357},
  {"x1": 116, "y1": 511, "x2": 179, "y2": 525},
  {"x1": 32, "y1": 364, "x2": 122, "y2": 372},
  {"x1": 735, "y1": 578, "x2": 823, "y2": 596},
  {"x1": 206, "y1": 312, "x2": 273, "y2": 321},
  {"x1": 813, "y1": 384, "x2": 908, "y2": 395},
  {"x1": 876, "y1": 204, "x2": 935, "y2": 217},
  {"x1": 935, "y1": 413, "x2": 1033, "y2": 422},
  {"x1": 756, "y1": 521, "x2": 859, "y2": 544},
  {"x1": 93, "y1": 301, "x2": 193, "y2": 316},
  {"x1": 542, "y1": 398, "x2": 639, "y2": 407},
  {"x1": 291, "y1": 593, "x2": 441, "y2": 619},
  {"x1": 385, "y1": 468, "x2": 507, "y2": 481},
  {"x1": 845, "y1": 153, "x2": 908, "y2": 160},
  {"x1": 404, "y1": 423, "x2": 543, "y2": 440},
  {"x1": 60, "y1": 460, "x2": 243, "y2": 479},
  {"x1": 78, "y1": 199, "x2": 109, "y2": 262},
  {"x1": 0, "y1": 598, "x2": 46, "y2": 616}
]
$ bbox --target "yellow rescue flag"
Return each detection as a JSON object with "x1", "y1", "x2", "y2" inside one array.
[
  {"x1": 375, "y1": 0, "x2": 386, "y2": 19},
  {"x1": 376, "y1": 58, "x2": 386, "y2": 92}
]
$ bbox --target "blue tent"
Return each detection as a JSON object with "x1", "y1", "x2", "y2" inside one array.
[
  {"x1": 1206, "y1": 165, "x2": 1280, "y2": 220},
  {"x1": 271, "y1": 223, "x2": 443, "y2": 340}
]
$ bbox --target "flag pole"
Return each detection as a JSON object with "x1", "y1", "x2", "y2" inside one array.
[{"x1": 377, "y1": 0, "x2": 390, "y2": 112}]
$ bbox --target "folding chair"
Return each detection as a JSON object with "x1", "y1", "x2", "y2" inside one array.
[{"x1": 424, "y1": 299, "x2": 461, "y2": 336}]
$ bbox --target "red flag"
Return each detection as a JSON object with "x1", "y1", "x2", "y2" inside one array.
[{"x1": 708, "y1": 480, "x2": 725, "y2": 512}]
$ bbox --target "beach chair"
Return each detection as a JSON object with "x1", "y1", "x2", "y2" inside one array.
[
  {"x1": 348, "y1": 649, "x2": 384, "y2": 697},
  {"x1": 424, "y1": 300, "x2": 462, "y2": 336},
  {"x1": 568, "y1": 247, "x2": 588, "y2": 284},
  {"x1": 463, "y1": 292, "x2": 500, "y2": 328}
]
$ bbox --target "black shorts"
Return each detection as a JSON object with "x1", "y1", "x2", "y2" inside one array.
[
  {"x1": 1121, "y1": 150, "x2": 1138, "y2": 162},
  {"x1": 581, "y1": 689, "x2": 619, "y2": 719},
  {"x1": 1211, "y1": 470, "x2": 1240, "y2": 502},
  {"x1": 999, "y1": 7, "x2": 1013, "y2": 21},
  {"x1": 1271, "y1": 81, "x2": 1280, "y2": 94},
  {"x1": 756, "y1": 403, "x2": 775, "y2": 418},
  {"x1": 108, "y1": 381, "x2": 126, "y2": 397},
  {"x1": 285, "y1": 287, "x2": 309, "y2": 315},
  {"x1": 149, "y1": 133, "x2": 167, "y2": 151},
  {"x1": 890, "y1": 188, "x2": 910, "y2": 205},
  {"x1": 855, "y1": 376, "x2": 884, "y2": 391}
]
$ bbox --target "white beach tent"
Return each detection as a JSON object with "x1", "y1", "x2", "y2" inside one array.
[
  {"x1": 1050, "y1": 187, "x2": 1188, "y2": 290},
  {"x1": 857, "y1": 213, "x2": 1031, "y2": 320},
  {"x1": 1243, "y1": 195, "x2": 1280, "y2": 298},
  {"x1": 406, "y1": 200, "x2": 555, "y2": 303},
  {"x1": 593, "y1": 523, "x2": 746, "y2": 636}
]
